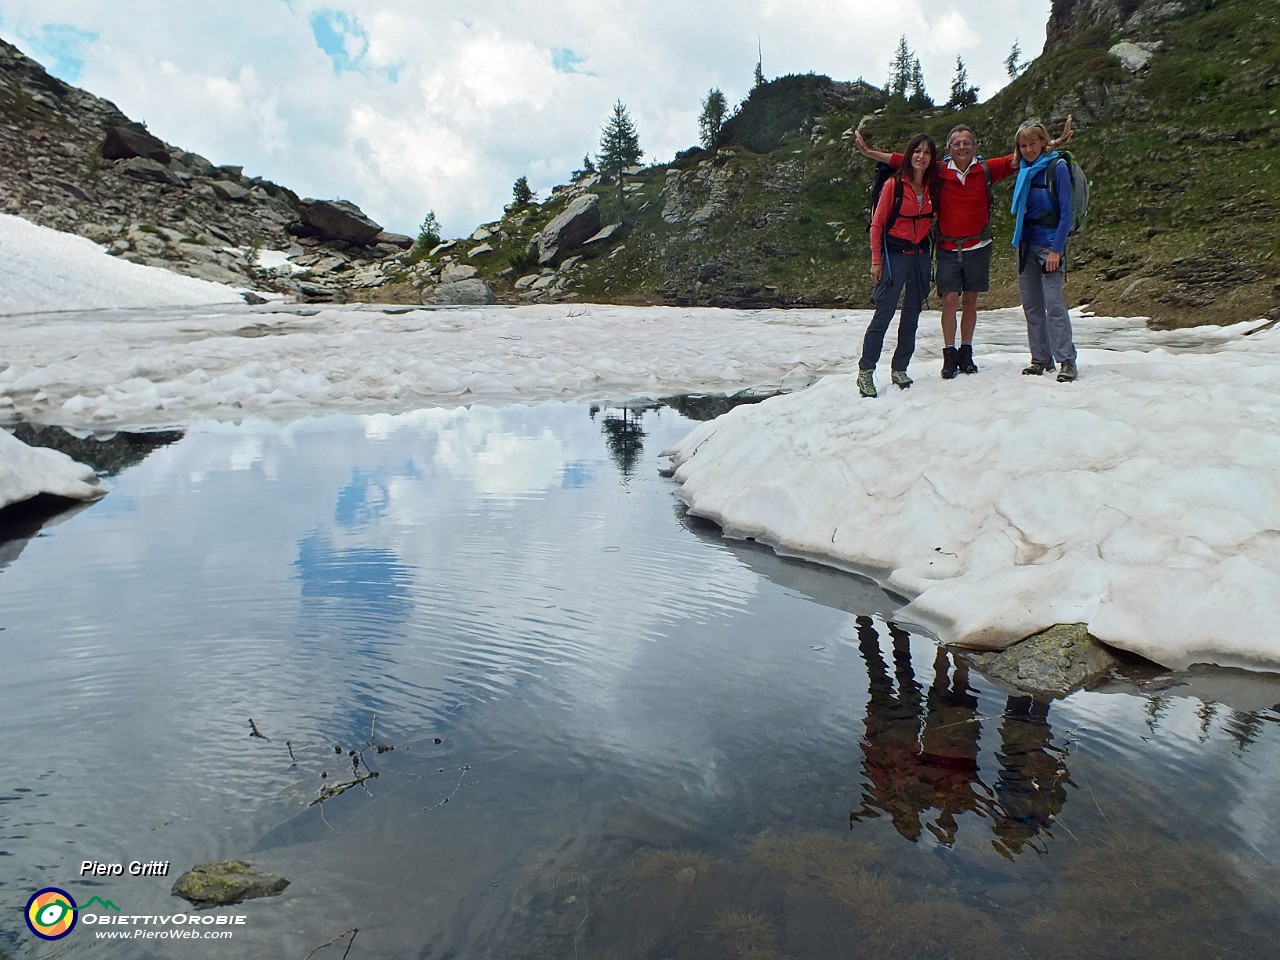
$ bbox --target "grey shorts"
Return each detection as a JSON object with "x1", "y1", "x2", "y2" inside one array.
[{"x1": 935, "y1": 243, "x2": 992, "y2": 295}]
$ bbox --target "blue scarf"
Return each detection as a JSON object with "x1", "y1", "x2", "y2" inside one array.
[{"x1": 1010, "y1": 151, "x2": 1057, "y2": 248}]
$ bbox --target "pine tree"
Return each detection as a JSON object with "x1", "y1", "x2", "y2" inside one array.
[
  {"x1": 948, "y1": 56, "x2": 979, "y2": 109},
  {"x1": 753, "y1": 39, "x2": 764, "y2": 88},
  {"x1": 512, "y1": 175, "x2": 533, "y2": 207},
  {"x1": 408, "y1": 210, "x2": 441, "y2": 262},
  {"x1": 889, "y1": 35, "x2": 913, "y2": 99},
  {"x1": 698, "y1": 87, "x2": 728, "y2": 148},
  {"x1": 597, "y1": 100, "x2": 643, "y2": 208},
  {"x1": 907, "y1": 57, "x2": 932, "y2": 109},
  {"x1": 1005, "y1": 40, "x2": 1025, "y2": 79}
]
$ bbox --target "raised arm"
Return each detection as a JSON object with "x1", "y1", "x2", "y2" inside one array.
[
  {"x1": 1049, "y1": 113, "x2": 1074, "y2": 149},
  {"x1": 853, "y1": 130, "x2": 893, "y2": 165}
]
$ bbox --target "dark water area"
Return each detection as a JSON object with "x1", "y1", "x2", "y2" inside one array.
[{"x1": 1, "y1": 402, "x2": 1277, "y2": 960}]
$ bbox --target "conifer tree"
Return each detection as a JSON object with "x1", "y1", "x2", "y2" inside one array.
[
  {"x1": 512, "y1": 175, "x2": 533, "y2": 207},
  {"x1": 889, "y1": 35, "x2": 913, "y2": 99},
  {"x1": 1005, "y1": 40, "x2": 1025, "y2": 79},
  {"x1": 948, "y1": 56, "x2": 979, "y2": 109},
  {"x1": 908, "y1": 57, "x2": 932, "y2": 109},
  {"x1": 597, "y1": 100, "x2": 643, "y2": 208},
  {"x1": 698, "y1": 87, "x2": 728, "y2": 148}
]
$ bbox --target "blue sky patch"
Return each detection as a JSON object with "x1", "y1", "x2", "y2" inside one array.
[
  {"x1": 552, "y1": 47, "x2": 590, "y2": 75},
  {"x1": 14, "y1": 23, "x2": 98, "y2": 84},
  {"x1": 310, "y1": 9, "x2": 369, "y2": 74}
]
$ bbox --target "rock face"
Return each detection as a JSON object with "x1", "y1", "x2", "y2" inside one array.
[
  {"x1": 0, "y1": 36, "x2": 406, "y2": 302},
  {"x1": 962, "y1": 623, "x2": 1125, "y2": 700},
  {"x1": 536, "y1": 194, "x2": 601, "y2": 266},
  {"x1": 171, "y1": 861, "x2": 289, "y2": 908},
  {"x1": 1044, "y1": 0, "x2": 1200, "y2": 52}
]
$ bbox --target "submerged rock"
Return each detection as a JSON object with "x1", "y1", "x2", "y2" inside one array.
[
  {"x1": 961, "y1": 623, "x2": 1124, "y2": 700},
  {"x1": 171, "y1": 860, "x2": 289, "y2": 908}
]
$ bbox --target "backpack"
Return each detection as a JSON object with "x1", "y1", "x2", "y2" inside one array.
[
  {"x1": 866, "y1": 161, "x2": 897, "y2": 233},
  {"x1": 1038, "y1": 150, "x2": 1090, "y2": 236},
  {"x1": 867, "y1": 161, "x2": 936, "y2": 235}
]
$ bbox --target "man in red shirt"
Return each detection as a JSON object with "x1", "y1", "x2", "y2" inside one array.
[{"x1": 855, "y1": 117, "x2": 1072, "y2": 379}]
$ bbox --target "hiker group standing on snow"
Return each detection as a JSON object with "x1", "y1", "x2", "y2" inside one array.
[{"x1": 852, "y1": 113, "x2": 1081, "y2": 394}]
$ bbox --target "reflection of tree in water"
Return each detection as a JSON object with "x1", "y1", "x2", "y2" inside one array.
[
  {"x1": 9, "y1": 422, "x2": 183, "y2": 477},
  {"x1": 849, "y1": 615, "x2": 994, "y2": 844},
  {"x1": 1224, "y1": 709, "x2": 1266, "y2": 753},
  {"x1": 589, "y1": 403, "x2": 660, "y2": 478}
]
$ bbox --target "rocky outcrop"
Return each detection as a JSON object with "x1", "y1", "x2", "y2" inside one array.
[
  {"x1": 1045, "y1": 0, "x2": 1201, "y2": 52},
  {"x1": 292, "y1": 198, "x2": 384, "y2": 245},
  {"x1": 0, "y1": 37, "x2": 409, "y2": 303},
  {"x1": 536, "y1": 194, "x2": 600, "y2": 266},
  {"x1": 101, "y1": 121, "x2": 169, "y2": 162}
]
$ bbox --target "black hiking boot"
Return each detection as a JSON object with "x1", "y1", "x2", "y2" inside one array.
[
  {"x1": 1057, "y1": 360, "x2": 1078, "y2": 382},
  {"x1": 941, "y1": 346, "x2": 959, "y2": 380},
  {"x1": 1022, "y1": 360, "x2": 1055, "y2": 376},
  {"x1": 958, "y1": 343, "x2": 978, "y2": 374}
]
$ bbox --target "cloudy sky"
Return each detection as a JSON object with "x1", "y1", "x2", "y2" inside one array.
[{"x1": 0, "y1": 0, "x2": 1051, "y2": 238}]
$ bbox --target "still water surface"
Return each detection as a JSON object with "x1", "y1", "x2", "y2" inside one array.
[{"x1": 1, "y1": 401, "x2": 1278, "y2": 959}]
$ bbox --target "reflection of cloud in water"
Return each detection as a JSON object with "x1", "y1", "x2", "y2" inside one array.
[{"x1": 431, "y1": 407, "x2": 568, "y2": 496}]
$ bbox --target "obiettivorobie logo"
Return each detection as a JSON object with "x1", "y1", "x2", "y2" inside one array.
[
  {"x1": 24, "y1": 887, "x2": 248, "y2": 943},
  {"x1": 24, "y1": 889, "x2": 121, "y2": 941}
]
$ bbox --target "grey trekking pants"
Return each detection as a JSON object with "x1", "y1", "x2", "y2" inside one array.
[{"x1": 1017, "y1": 244, "x2": 1076, "y2": 365}]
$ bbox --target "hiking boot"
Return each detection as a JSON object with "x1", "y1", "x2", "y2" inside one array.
[
  {"x1": 1057, "y1": 360, "x2": 1078, "y2": 382},
  {"x1": 941, "y1": 346, "x2": 959, "y2": 380},
  {"x1": 958, "y1": 343, "x2": 979, "y2": 374},
  {"x1": 1022, "y1": 360, "x2": 1055, "y2": 376},
  {"x1": 857, "y1": 368, "x2": 877, "y2": 398},
  {"x1": 891, "y1": 370, "x2": 913, "y2": 390}
]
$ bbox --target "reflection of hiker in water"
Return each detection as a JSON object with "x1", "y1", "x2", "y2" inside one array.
[
  {"x1": 851, "y1": 616, "x2": 931, "y2": 840},
  {"x1": 919, "y1": 647, "x2": 993, "y2": 845},
  {"x1": 991, "y1": 696, "x2": 1072, "y2": 858},
  {"x1": 851, "y1": 618, "x2": 993, "y2": 845}
]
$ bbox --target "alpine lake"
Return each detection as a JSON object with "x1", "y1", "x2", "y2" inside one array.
[{"x1": 1, "y1": 399, "x2": 1277, "y2": 960}]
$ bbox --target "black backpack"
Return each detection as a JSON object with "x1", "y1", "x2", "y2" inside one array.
[
  {"x1": 867, "y1": 162, "x2": 936, "y2": 235},
  {"x1": 867, "y1": 161, "x2": 897, "y2": 233}
]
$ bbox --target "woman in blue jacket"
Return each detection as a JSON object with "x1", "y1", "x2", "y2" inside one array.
[{"x1": 1010, "y1": 121, "x2": 1078, "y2": 382}]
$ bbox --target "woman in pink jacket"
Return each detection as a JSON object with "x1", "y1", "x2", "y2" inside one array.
[{"x1": 857, "y1": 133, "x2": 937, "y2": 398}]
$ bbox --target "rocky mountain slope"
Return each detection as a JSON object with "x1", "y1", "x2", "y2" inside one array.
[
  {"x1": 3, "y1": 0, "x2": 1277, "y2": 325},
  {"x1": 0, "y1": 36, "x2": 411, "y2": 301},
  {"x1": 403, "y1": 0, "x2": 1278, "y2": 327}
]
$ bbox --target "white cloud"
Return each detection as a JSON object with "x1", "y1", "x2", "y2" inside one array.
[{"x1": 2, "y1": 0, "x2": 1052, "y2": 236}]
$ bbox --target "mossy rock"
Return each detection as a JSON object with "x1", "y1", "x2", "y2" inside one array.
[
  {"x1": 171, "y1": 860, "x2": 289, "y2": 908},
  {"x1": 962, "y1": 623, "x2": 1123, "y2": 700}
]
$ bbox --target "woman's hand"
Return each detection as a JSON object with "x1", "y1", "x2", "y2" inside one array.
[
  {"x1": 1044, "y1": 251, "x2": 1062, "y2": 273},
  {"x1": 871, "y1": 262, "x2": 883, "y2": 284},
  {"x1": 1050, "y1": 113, "x2": 1075, "y2": 149}
]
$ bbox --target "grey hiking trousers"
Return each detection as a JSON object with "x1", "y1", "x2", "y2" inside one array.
[{"x1": 1018, "y1": 244, "x2": 1076, "y2": 366}]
